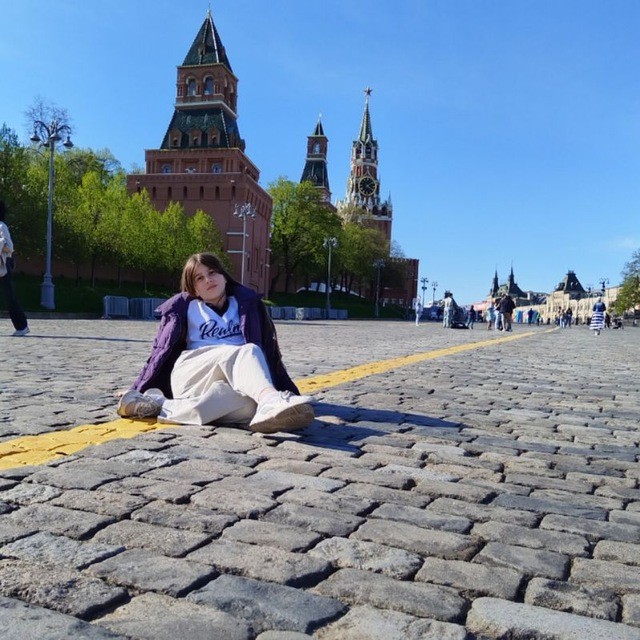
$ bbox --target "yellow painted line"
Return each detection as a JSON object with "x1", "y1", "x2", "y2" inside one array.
[{"x1": 0, "y1": 329, "x2": 551, "y2": 470}]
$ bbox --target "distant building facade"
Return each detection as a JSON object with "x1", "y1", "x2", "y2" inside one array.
[
  {"x1": 486, "y1": 268, "x2": 620, "y2": 324},
  {"x1": 126, "y1": 10, "x2": 272, "y2": 292}
]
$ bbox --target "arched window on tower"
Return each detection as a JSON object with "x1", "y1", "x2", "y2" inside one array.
[
  {"x1": 200, "y1": 186, "x2": 204, "y2": 198},
  {"x1": 187, "y1": 78, "x2": 196, "y2": 96},
  {"x1": 183, "y1": 186, "x2": 188, "y2": 199},
  {"x1": 203, "y1": 77, "x2": 214, "y2": 95},
  {"x1": 168, "y1": 186, "x2": 173, "y2": 200},
  {"x1": 215, "y1": 186, "x2": 220, "y2": 200},
  {"x1": 313, "y1": 142, "x2": 320, "y2": 154},
  {"x1": 152, "y1": 187, "x2": 156, "y2": 199}
]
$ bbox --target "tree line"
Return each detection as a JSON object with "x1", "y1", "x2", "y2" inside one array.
[{"x1": 1, "y1": 120, "x2": 408, "y2": 300}]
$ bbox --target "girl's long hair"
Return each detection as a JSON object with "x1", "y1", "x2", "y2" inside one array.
[{"x1": 180, "y1": 253, "x2": 239, "y2": 297}]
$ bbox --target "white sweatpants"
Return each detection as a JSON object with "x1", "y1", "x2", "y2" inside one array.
[{"x1": 158, "y1": 343, "x2": 273, "y2": 426}]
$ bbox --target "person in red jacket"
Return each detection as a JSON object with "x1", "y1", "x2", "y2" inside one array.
[{"x1": 117, "y1": 252, "x2": 313, "y2": 433}]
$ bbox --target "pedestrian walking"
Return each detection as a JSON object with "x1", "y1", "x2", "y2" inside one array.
[
  {"x1": 466, "y1": 305, "x2": 476, "y2": 329},
  {"x1": 414, "y1": 298, "x2": 423, "y2": 326},
  {"x1": 117, "y1": 252, "x2": 314, "y2": 433},
  {"x1": 442, "y1": 292, "x2": 455, "y2": 328},
  {"x1": 591, "y1": 298, "x2": 606, "y2": 336},
  {"x1": 499, "y1": 294, "x2": 516, "y2": 331},
  {"x1": 486, "y1": 302, "x2": 495, "y2": 330},
  {"x1": 0, "y1": 201, "x2": 29, "y2": 337}
]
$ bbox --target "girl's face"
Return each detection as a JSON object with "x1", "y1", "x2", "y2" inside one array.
[{"x1": 193, "y1": 263, "x2": 227, "y2": 306}]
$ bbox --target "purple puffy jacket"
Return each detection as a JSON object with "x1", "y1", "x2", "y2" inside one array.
[{"x1": 131, "y1": 285, "x2": 299, "y2": 398}]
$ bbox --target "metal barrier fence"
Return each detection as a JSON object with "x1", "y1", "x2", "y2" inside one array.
[{"x1": 102, "y1": 297, "x2": 167, "y2": 320}]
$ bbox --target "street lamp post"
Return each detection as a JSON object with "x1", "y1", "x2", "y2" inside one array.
[
  {"x1": 599, "y1": 277, "x2": 609, "y2": 295},
  {"x1": 233, "y1": 203, "x2": 256, "y2": 285},
  {"x1": 373, "y1": 258, "x2": 385, "y2": 318},
  {"x1": 431, "y1": 280, "x2": 438, "y2": 305},
  {"x1": 420, "y1": 277, "x2": 429, "y2": 307},
  {"x1": 323, "y1": 237, "x2": 338, "y2": 316},
  {"x1": 30, "y1": 119, "x2": 73, "y2": 310}
]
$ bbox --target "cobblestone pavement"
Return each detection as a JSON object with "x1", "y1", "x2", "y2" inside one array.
[{"x1": 0, "y1": 319, "x2": 639, "y2": 639}]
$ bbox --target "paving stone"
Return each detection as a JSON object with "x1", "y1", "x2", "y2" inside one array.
[
  {"x1": 221, "y1": 519, "x2": 322, "y2": 552},
  {"x1": 187, "y1": 539, "x2": 332, "y2": 587},
  {"x1": 321, "y1": 466, "x2": 413, "y2": 489},
  {"x1": 505, "y1": 472, "x2": 593, "y2": 494},
  {"x1": 257, "y1": 632, "x2": 312, "y2": 640},
  {"x1": 540, "y1": 513, "x2": 640, "y2": 542},
  {"x1": 141, "y1": 458, "x2": 225, "y2": 485},
  {"x1": 531, "y1": 488, "x2": 624, "y2": 511},
  {"x1": 3, "y1": 503, "x2": 114, "y2": 540},
  {"x1": 428, "y1": 496, "x2": 540, "y2": 527},
  {"x1": 187, "y1": 573, "x2": 346, "y2": 634},
  {"x1": 524, "y1": 577, "x2": 619, "y2": 621},
  {"x1": 277, "y1": 487, "x2": 374, "y2": 517},
  {"x1": 0, "y1": 531, "x2": 123, "y2": 569},
  {"x1": 593, "y1": 540, "x2": 640, "y2": 566},
  {"x1": 623, "y1": 595, "x2": 640, "y2": 628},
  {"x1": 0, "y1": 483, "x2": 63, "y2": 505},
  {"x1": 131, "y1": 500, "x2": 237, "y2": 534},
  {"x1": 571, "y1": 558, "x2": 640, "y2": 594},
  {"x1": 98, "y1": 477, "x2": 202, "y2": 503},
  {"x1": 256, "y1": 458, "x2": 329, "y2": 476},
  {"x1": 88, "y1": 548, "x2": 216, "y2": 597},
  {"x1": 466, "y1": 596, "x2": 640, "y2": 640},
  {"x1": 0, "y1": 520, "x2": 36, "y2": 545},
  {"x1": 22, "y1": 464, "x2": 119, "y2": 490},
  {"x1": 313, "y1": 567, "x2": 466, "y2": 622},
  {"x1": 96, "y1": 591, "x2": 251, "y2": 640},
  {"x1": 492, "y1": 493, "x2": 608, "y2": 519},
  {"x1": 190, "y1": 485, "x2": 278, "y2": 517},
  {"x1": 110, "y1": 449, "x2": 186, "y2": 468},
  {"x1": 414, "y1": 478, "x2": 495, "y2": 502},
  {"x1": 352, "y1": 518, "x2": 478, "y2": 560},
  {"x1": 369, "y1": 502, "x2": 471, "y2": 533},
  {"x1": 611, "y1": 510, "x2": 640, "y2": 527},
  {"x1": 473, "y1": 521, "x2": 589, "y2": 556},
  {"x1": 91, "y1": 520, "x2": 210, "y2": 557},
  {"x1": 310, "y1": 536, "x2": 422, "y2": 579},
  {"x1": 473, "y1": 541, "x2": 569, "y2": 579},
  {"x1": 314, "y1": 604, "x2": 468, "y2": 640},
  {"x1": 222, "y1": 469, "x2": 345, "y2": 495},
  {"x1": 334, "y1": 482, "x2": 430, "y2": 508},
  {"x1": 415, "y1": 557, "x2": 523, "y2": 599},
  {"x1": 261, "y1": 503, "x2": 364, "y2": 537},
  {"x1": 49, "y1": 488, "x2": 149, "y2": 517},
  {"x1": 0, "y1": 558, "x2": 127, "y2": 619},
  {"x1": 0, "y1": 594, "x2": 127, "y2": 640}
]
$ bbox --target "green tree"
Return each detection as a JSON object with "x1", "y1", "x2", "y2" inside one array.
[
  {"x1": 187, "y1": 209, "x2": 227, "y2": 265},
  {"x1": 614, "y1": 249, "x2": 640, "y2": 316},
  {"x1": 338, "y1": 221, "x2": 388, "y2": 296},
  {"x1": 268, "y1": 178, "x2": 341, "y2": 294}
]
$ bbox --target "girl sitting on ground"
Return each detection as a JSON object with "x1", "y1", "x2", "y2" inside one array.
[{"x1": 117, "y1": 252, "x2": 313, "y2": 433}]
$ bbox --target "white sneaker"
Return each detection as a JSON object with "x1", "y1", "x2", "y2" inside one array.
[
  {"x1": 12, "y1": 327, "x2": 30, "y2": 337},
  {"x1": 117, "y1": 389, "x2": 163, "y2": 419},
  {"x1": 249, "y1": 391, "x2": 314, "y2": 434}
]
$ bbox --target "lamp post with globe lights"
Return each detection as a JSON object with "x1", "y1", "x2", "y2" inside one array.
[
  {"x1": 373, "y1": 258, "x2": 385, "y2": 318},
  {"x1": 233, "y1": 203, "x2": 256, "y2": 285},
  {"x1": 30, "y1": 120, "x2": 73, "y2": 310},
  {"x1": 323, "y1": 237, "x2": 338, "y2": 316},
  {"x1": 420, "y1": 277, "x2": 429, "y2": 306},
  {"x1": 431, "y1": 280, "x2": 438, "y2": 305}
]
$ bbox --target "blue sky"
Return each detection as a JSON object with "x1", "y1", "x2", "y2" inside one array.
[{"x1": 2, "y1": 0, "x2": 639, "y2": 304}]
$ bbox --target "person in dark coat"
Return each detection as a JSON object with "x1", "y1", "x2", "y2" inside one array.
[
  {"x1": 117, "y1": 252, "x2": 313, "y2": 433},
  {"x1": 0, "y1": 200, "x2": 29, "y2": 336}
]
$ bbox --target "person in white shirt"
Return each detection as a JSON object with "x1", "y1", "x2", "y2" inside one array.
[
  {"x1": 0, "y1": 201, "x2": 29, "y2": 336},
  {"x1": 414, "y1": 298, "x2": 423, "y2": 326},
  {"x1": 117, "y1": 252, "x2": 313, "y2": 433}
]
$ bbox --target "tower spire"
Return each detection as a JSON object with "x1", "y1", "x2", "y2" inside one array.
[{"x1": 359, "y1": 87, "x2": 373, "y2": 142}]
